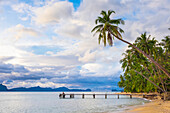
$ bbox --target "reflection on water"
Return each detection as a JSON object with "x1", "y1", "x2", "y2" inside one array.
[{"x1": 0, "y1": 92, "x2": 149, "y2": 113}]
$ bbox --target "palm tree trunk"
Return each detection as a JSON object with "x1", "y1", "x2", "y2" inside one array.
[
  {"x1": 134, "y1": 70, "x2": 164, "y2": 92},
  {"x1": 157, "y1": 67, "x2": 167, "y2": 92},
  {"x1": 143, "y1": 66, "x2": 154, "y2": 79},
  {"x1": 135, "y1": 70, "x2": 168, "y2": 100},
  {"x1": 152, "y1": 65, "x2": 166, "y2": 92},
  {"x1": 109, "y1": 30, "x2": 170, "y2": 78}
]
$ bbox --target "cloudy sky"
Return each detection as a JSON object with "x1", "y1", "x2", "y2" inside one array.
[{"x1": 0, "y1": 0, "x2": 169, "y2": 91}]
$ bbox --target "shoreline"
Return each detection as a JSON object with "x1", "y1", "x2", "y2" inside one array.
[
  {"x1": 113, "y1": 92, "x2": 170, "y2": 113},
  {"x1": 127, "y1": 99, "x2": 170, "y2": 113}
]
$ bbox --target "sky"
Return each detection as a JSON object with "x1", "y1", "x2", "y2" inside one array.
[{"x1": 0, "y1": 0, "x2": 169, "y2": 91}]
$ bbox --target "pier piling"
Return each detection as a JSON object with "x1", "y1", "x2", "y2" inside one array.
[
  {"x1": 63, "y1": 94, "x2": 65, "y2": 98},
  {"x1": 105, "y1": 94, "x2": 107, "y2": 99},
  {"x1": 93, "y1": 94, "x2": 95, "y2": 99}
]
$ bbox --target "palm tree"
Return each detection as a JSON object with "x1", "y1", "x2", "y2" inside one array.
[
  {"x1": 91, "y1": 10, "x2": 170, "y2": 78},
  {"x1": 120, "y1": 49, "x2": 164, "y2": 92},
  {"x1": 160, "y1": 36, "x2": 170, "y2": 55}
]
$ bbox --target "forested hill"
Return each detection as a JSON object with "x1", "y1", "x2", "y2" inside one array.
[{"x1": 0, "y1": 84, "x2": 8, "y2": 91}]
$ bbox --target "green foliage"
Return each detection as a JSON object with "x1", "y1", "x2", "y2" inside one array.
[
  {"x1": 118, "y1": 33, "x2": 170, "y2": 93},
  {"x1": 92, "y1": 10, "x2": 169, "y2": 93},
  {"x1": 91, "y1": 10, "x2": 124, "y2": 46}
]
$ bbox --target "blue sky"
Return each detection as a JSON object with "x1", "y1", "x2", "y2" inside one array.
[{"x1": 0, "y1": 0, "x2": 169, "y2": 91}]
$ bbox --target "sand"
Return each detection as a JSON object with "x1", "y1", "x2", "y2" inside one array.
[
  {"x1": 128, "y1": 100, "x2": 170, "y2": 113},
  {"x1": 114, "y1": 92, "x2": 170, "y2": 113}
]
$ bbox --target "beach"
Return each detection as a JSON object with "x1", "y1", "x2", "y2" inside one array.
[
  {"x1": 121, "y1": 93, "x2": 170, "y2": 113},
  {"x1": 127, "y1": 100, "x2": 170, "y2": 113},
  {"x1": 115, "y1": 92, "x2": 170, "y2": 113}
]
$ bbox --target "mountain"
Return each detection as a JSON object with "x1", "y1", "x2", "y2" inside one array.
[
  {"x1": 9, "y1": 86, "x2": 53, "y2": 91},
  {"x1": 1, "y1": 85, "x2": 91, "y2": 92},
  {"x1": 111, "y1": 89, "x2": 123, "y2": 92},
  {"x1": 0, "y1": 84, "x2": 8, "y2": 91}
]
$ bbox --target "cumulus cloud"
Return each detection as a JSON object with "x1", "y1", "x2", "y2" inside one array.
[
  {"x1": 80, "y1": 62, "x2": 121, "y2": 77},
  {"x1": 12, "y1": 2, "x2": 33, "y2": 13},
  {"x1": 32, "y1": 1, "x2": 73, "y2": 25},
  {"x1": 0, "y1": 45, "x2": 29, "y2": 58},
  {"x1": 0, "y1": 56, "x2": 14, "y2": 62},
  {"x1": 78, "y1": 50, "x2": 96, "y2": 63},
  {"x1": 55, "y1": 23, "x2": 84, "y2": 39},
  {"x1": 16, "y1": 55, "x2": 81, "y2": 66},
  {"x1": 3, "y1": 80, "x2": 68, "y2": 89},
  {"x1": 5, "y1": 24, "x2": 41, "y2": 40},
  {"x1": 0, "y1": 24, "x2": 41, "y2": 50}
]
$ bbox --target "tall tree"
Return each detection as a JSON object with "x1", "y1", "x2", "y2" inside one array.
[
  {"x1": 118, "y1": 34, "x2": 170, "y2": 100},
  {"x1": 91, "y1": 10, "x2": 170, "y2": 78}
]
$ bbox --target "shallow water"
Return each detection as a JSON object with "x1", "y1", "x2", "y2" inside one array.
[{"x1": 0, "y1": 92, "x2": 149, "y2": 113}]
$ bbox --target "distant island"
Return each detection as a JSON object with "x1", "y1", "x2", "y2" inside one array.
[
  {"x1": 0, "y1": 84, "x2": 8, "y2": 91},
  {"x1": 111, "y1": 89, "x2": 123, "y2": 92},
  {"x1": 0, "y1": 84, "x2": 91, "y2": 92}
]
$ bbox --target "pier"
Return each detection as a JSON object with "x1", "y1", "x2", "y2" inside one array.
[{"x1": 59, "y1": 93, "x2": 134, "y2": 99}]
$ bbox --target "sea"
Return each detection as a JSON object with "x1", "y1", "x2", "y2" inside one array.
[{"x1": 0, "y1": 92, "x2": 149, "y2": 113}]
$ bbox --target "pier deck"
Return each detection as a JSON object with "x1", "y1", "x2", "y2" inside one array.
[{"x1": 59, "y1": 93, "x2": 135, "y2": 99}]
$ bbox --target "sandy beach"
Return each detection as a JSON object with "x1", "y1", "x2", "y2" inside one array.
[
  {"x1": 115, "y1": 92, "x2": 170, "y2": 113},
  {"x1": 127, "y1": 100, "x2": 170, "y2": 113},
  {"x1": 113, "y1": 92, "x2": 170, "y2": 113}
]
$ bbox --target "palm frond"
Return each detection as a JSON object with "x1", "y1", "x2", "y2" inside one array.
[
  {"x1": 119, "y1": 28, "x2": 124, "y2": 33},
  {"x1": 92, "y1": 10, "x2": 124, "y2": 47},
  {"x1": 93, "y1": 28, "x2": 102, "y2": 36},
  {"x1": 110, "y1": 25, "x2": 123, "y2": 38},
  {"x1": 103, "y1": 30, "x2": 106, "y2": 46},
  {"x1": 108, "y1": 10, "x2": 115, "y2": 17},
  {"x1": 98, "y1": 33, "x2": 103, "y2": 44},
  {"x1": 91, "y1": 24, "x2": 103, "y2": 33},
  {"x1": 107, "y1": 32, "x2": 113, "y2": 46},
  {"x1": 98, "y1": 16, "x2": 106, "y2": 23},
  {"x1": 101, "y1": 10, "x2": 107, "y2": 17},
  {"x1": 95, "y1": 19, "x2": 99, "y2": 24},
  {"x1": 109, "y1": 19, "x2": 125, "y2": 25}
]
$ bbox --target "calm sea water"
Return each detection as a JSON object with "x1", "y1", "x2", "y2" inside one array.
[{"x1": 0, "y1": 92, "x2": 149, "y2": 113}]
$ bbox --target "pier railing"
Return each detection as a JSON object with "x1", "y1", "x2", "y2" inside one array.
[{"x1": 59, "y1": 93, "x2": 133, "y2": 99}]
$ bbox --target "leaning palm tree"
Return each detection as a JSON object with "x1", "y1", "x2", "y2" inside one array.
[{"x1": 91, "y1": 10, "x2": 170, "y2": 78}]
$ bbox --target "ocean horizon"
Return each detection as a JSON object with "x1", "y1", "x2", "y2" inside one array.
[{"x1": 0, "y1": 92, "x2": 149, "y2": 113}]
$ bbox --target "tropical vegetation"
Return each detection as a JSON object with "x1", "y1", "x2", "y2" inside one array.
[
  {"x1": 91, "y1": 10, "x2": 170, "y2": 99},
  {"x1": 118, "y1": 33, "x2": 170, "y2": 94},
  {"x1": 91, "y1": 10, "x2": 169, "y2": 78}
]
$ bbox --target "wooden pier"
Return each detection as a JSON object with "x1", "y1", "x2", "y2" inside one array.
[{"x1": 59, "y1": 93, "x2": 133, "y2": 99}]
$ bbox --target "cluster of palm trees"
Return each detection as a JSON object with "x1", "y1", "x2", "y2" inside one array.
[
  {"x1": 92, "y1": 10, "x2": 169, "y2": 99},
  {"x1": 118, "y1": 33, "x2": 169, "y2": 93}
]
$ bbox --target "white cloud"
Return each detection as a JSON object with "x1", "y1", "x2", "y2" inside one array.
[
  {"x1": 78, "y1": 50, "x2": 96, "y2": 63},
  {"x1": 2, "y1": 24, "x2": 41, "y2": 40},
  {"x1": 13, "y1": 55, "x2": 81, "y2": 67},
  {"x1": 0, "y1": 56, "x2": 14, "y2": 62},
  {"x1": 80, "y1": 62, "x2": 121, "y2": 77},
  {"x1": 12, "y1": 3, "x2": 33, "y2": 13},
  {"x1": 0, "y1": 45, "x2": 28, "y2": 58},
  {"x1": 32, "y1": 1, "x2": 73, "y2": 25},
  {"x1": 3, "y1": 80, "x2": 68, "y2": 89},
  {"x1": 55, "y1": 23, "x2": 84, "y2": 39},
  {"x1": 81, "y1": 63, "x2": 103, "y2": 73}
]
